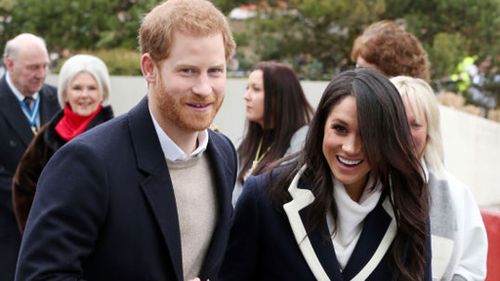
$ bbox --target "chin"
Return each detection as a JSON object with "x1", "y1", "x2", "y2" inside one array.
[
  {"x1": 190, "y1": 121, "x2": 212, "y2": 131},
  {"x1": 180, "y1": 118, "x2": 212, "y2": 131},
  {"x1": 76, "y1": 110, "x2": 91, "y2": 117}
]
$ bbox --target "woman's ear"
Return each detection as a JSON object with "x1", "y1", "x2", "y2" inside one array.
[{"x1": 141, "y1": 53, "x2": 157, "y2": 83}]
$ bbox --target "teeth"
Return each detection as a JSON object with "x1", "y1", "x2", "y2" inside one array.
[{"x1": 337, "y1": 156, "x2": 362, "y2": 166}]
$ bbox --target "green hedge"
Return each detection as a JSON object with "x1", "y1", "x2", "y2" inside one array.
[{"x1": 53, "y1": 48, "x2": 142, "y2": 76}]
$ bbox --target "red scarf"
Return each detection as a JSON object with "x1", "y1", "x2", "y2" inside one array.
[{"x1": 55, "y1": 104, "x2": 102, "y2": 141}]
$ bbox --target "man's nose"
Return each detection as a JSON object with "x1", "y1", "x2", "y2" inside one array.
[{"x1": 192, "y1": 73, "x2": 212, "y2": 96}]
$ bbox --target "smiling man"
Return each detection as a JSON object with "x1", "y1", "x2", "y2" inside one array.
[{"x1": 15, "y1": 1, "x2": 237, "y2": 280}]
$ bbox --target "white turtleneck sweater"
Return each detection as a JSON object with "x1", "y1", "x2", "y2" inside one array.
[{"x1": 327, "y1": 177, "x2": 382, "y2": 270}]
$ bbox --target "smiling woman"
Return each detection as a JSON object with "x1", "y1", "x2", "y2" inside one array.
[
  {"x1": 65, "y1": 72, "x2": 102, "y2": 116},
  {"x1": 220, "y1": 68, "x2": 432, "y2": 281},
  {"x1": 12, "y1": 54, "x2": 114, "y2": 233},
  {"x1": 322, "y1": 95, "x2": 371, "y2": 202}
]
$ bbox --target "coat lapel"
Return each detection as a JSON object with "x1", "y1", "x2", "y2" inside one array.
[
  {"x1": 128, "y1": 97, "x2": 183, "y2": 281},
  {"x1": 307, "y1": 221, "x2": 344, "y2": 281},
  {"x1": 198, "y1": 132, "x2": 236, "y2": 278},
  {"x1": 0, "y1": 78, "x2": 33, "y2": 146},
  {"x1": 38, "y1": 85, "x2": 60, "y2": 124},
  {"x1": 283, "y1": 166, "x2": 341, "y2": 281},
  {"x1": 342, "y1": 197, "x2": 397, "y2": 281}
]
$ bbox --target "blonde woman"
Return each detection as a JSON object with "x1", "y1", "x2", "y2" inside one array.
[{"x1": 391, "y1": 76, "x2": 487, "y2": 281}]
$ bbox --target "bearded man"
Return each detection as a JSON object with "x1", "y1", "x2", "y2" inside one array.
[{"x1": 15, "y1": 1, "x2": 237, "y2": 280}]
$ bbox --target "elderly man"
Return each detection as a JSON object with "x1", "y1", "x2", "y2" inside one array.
[{"x1": 0, "y1": 33, "x2": 59, "y2": 281}]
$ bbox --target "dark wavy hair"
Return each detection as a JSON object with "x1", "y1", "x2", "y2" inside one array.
[
  {"x1": 270, "y1": 69, "x2": 429, "y2": 281},
  {"x1": 237, "y1": 61, "x2": 314, "y2": 184},
  {"x1": 351, "y1": 20, "x2": 430, "y2": 82}
]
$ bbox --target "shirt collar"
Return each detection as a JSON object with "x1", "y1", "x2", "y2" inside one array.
[
  {"x1": 6, "y1": 72, "x2": 40, "y2": 102},
  {"x1": 149, "y1": 107, "x2": 208, "y2": 161}
]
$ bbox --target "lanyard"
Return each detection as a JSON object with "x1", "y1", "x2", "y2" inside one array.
[
  {"x1": 19, "y1": 96, "x2": 40, "y2": 132},
  {"x1": 243, "y1": 138, "x2": 271, "y2": 181}
]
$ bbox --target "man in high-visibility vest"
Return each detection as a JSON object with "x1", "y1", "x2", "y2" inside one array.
[{"x1": 450, "y1": 55, "x2": 478, "y2": 94}]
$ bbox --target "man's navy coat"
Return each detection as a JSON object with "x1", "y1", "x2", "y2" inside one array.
[
  {"x1": 0, "y1": 75, "x2": 59, "y2": 281},
  {"x1": 16, "y1": 97, "x2": 237, "y2": 281}
]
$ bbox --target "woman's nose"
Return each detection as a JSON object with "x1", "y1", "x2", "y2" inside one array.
[{"x1": 342, "y1": 136, "x2": 361, "y2": 154}]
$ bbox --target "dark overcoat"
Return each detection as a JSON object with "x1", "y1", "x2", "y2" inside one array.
[
  {"x1": 16, "y1": 97, "x2": 237, "y2": 281},
  {"x1": 0, "y1": 75, "x2": 58, "y2": 281}
]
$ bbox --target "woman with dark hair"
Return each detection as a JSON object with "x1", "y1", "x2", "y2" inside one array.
[
  {"x1": 234, "y1": 61, "x2": 314, "y2": 204},
  {"x1": 220, "y1": 69, "x2": 431, "y2": 281}
]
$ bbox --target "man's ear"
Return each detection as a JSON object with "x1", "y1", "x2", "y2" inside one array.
[
  {"x1": 141, "y1": 53, "x2": 157, "y2": 83},
  {"x1": 5, "y1": 57, "x2": 14, "y2": 72}
]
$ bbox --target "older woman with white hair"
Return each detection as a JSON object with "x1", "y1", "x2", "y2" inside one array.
[
  {"x1": 12, "y1": 54, "x2": 114, "y2": 233},
  {"x1": 391, "y1": 76, "x2": 487, "y2": 281}
]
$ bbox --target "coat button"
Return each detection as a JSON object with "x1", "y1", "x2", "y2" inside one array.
[{"x1": 9, "y1": 140, "x2": 17, "y2": 147}]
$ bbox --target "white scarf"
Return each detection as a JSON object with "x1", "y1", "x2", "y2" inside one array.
[{"x1": 327, "y1": 175, "x2": 382, "y2": 270}]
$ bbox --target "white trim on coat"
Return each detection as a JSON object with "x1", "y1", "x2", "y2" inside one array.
[
  {"x1": 283, "y1": 165, "x2": 330, "y2": 280},
  {"x1": 283, "y1": 165, "x2": 397, "y2": 281}
]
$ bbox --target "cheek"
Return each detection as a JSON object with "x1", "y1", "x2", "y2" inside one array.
[
  {"x1": 411, "y1": 129, "x2": 427, "y2": 156},
  {"x1": 91, "y1": 90, "x2": 101, "y2": 101},
  {"x1": 418, "y1": 132, "x2": 427, "y2": 145},
  {"x1": 417, "y1": 131, "x2": 427, "y2": 153},
  {"x1": 322, "y1": 142, "x2": 330, "y2": 162},
  {"x1": 322, "y1": 132, "x2": 335, "y2": 161},
  {"x1": 66, "y1": 90, "x2": 76, "y2": 102},
  {"x1": 214, "y1": 86, "x2": 225, "y2": 102},
  {"x1": 213, "y1": 78, "x2": 226, "y2": 93},
  {"x1": 256, "y1": 97, "x2": 265, "y2": 115}
]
